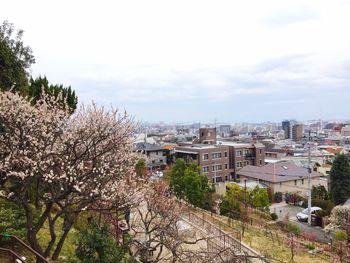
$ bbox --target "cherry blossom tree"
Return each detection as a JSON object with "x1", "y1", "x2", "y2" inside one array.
[
  {"x1": 0, "y1": 90, "x2": 139, "y2": 261},
  {"x1": 129, "y1": 182, "x2": 211, "y2": 263}
]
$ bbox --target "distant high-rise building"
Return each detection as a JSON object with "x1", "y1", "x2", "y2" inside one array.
[
  {"x1": 282, "y1": 120, "x2": 299, "y2": 140},
  {"x1": 292, "y1": 124, "x2": 303, "y2": 141},
  {"x1": 199, "y1": 128, "x2": 217, "y2": 144},
  {"x1": 282, "y1": 120, "x2": 291, "y2": 139},
  {"x1": 219, "y1": 125, "x2": 231, "y2": 137}
]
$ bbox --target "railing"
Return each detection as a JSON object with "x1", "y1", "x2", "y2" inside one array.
[
  {"x1": 0, "y1": 247, "x2": 25, "y2": 263},
  {"x1": 182, "y1": 209, "x2": 272, "y2": 262},
  {"x1": 0, "y1": 234, "x2": 49, "y2": 263},
  {"x1": 245, "y1": 153, "x2": 256, "y2": 159}
]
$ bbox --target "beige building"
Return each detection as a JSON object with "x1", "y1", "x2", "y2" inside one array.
[
  {"x1": 237, "y1": 161, "x2": 327, "y2": 198},
  {"x1": 341, "y1": 126, "x2": 350, "y2": 137},
  {"x1": 292, "y1": 124, "x2": 303, "y2": 141}
]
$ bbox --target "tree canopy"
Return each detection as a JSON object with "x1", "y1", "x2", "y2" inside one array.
[
  {"x1": 0, "y1": 20, "x2": 78, "y2": 112},
  {"x1": 29, "y1": 76, "x2": 78, "y2": 112},
  {"x1": 167, "y1": 159, "x2": 212, "y2": 209},
  {"x1": 330, "y1": 154, "x2": 350, "y2": 205},
  {"x1": 0, "y1": 20, "x2": 34, "y2": 93},
  {"x1": 0, "y1": 90, "x2": 138, "y2": 260}
]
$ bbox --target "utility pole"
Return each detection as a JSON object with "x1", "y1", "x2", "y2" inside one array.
[{"x1": 308, "y1": 130, "x2": 312, "y2": 226}]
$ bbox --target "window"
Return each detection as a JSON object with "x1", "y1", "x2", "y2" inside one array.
[
  {"x1": 259, "y1": 160, "x2": 262, "y2": 165},
  {"x1": 225, "y1": 164, "x2": 228, "y2": 169},
  {"x1": 156, "y1": 151, "x2": 158, "y2": 155},
  {"x1": 225, "y1": 175, "x2": 228, "y2": 181},
  {"x1": 301, "y1": 179, "x2": 304, "y2": 185},
  {"x1": 294, "y1": 180, "x2": 297, "y2": 186},
  {"x1": 215, "y1": 176, "x2": 223, "y2": 182},
  {"x1": 244, "y1": 149, "x2": 249, "y2": 155},
  {"x1": 236, "y1": 162, "x2": 242, "y2": 168},
  {"x1": 259, "y1": 149, "x2": 262, "y2": 154},
  {"x1": 212, "y1": 164, "x2": 222, "y2": 171},
  {"x1": 236, "y1": 150, "x2": 242, "y2": 156},
  {"x1": 212, "y1": 178, "x2": 215, "y2": 183},
  {"x1": 202, "y1": 166, "x2": 209, "y2": 173},
  {"x1": 224, "y1": 151, "x2": 228, "y2": 157},
  {"x1": 202, "y1": 153, "x2": 209, "y2": 160},
  {"x1": 212, "y1": 152, "x2": 222, "y2": 159}
]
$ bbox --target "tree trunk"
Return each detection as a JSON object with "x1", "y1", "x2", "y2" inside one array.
[
  {"x1": 22, "y1": 202, "x2": 45, "y2": 262},
  {"x1": 43, "y1": 214, "x2": 56, "y2": 258},
  {"x1": 51, "y1": 216, "x2": 75, "y2": 260}
]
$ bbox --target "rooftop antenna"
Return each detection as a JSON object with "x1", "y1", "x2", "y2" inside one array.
[{"x1": 214, "y1": 118, "x2": 217, "y2": 128}]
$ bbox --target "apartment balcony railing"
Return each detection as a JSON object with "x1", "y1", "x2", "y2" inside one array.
[{"x1": 245, "y1": 153, "x2": 256, "y2": 159}]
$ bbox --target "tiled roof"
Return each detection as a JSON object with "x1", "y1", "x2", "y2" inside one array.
[
  {"x1": 135, "y1": 142, "x2": 164, "y2": 152},
  {"x1": 238, "y1": 161, "x2": 323, "y2": 183}
]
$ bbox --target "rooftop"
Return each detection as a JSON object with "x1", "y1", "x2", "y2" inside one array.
[{"x1": 238, "y1": 161, "x2": 324, "y2": 183}]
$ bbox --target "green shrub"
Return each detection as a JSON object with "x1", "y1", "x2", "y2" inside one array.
[
  {"x1": 304, "y1": 243, "x2": 315, "y2": 250},
  {"x1": 287, "y1": 222, "x2": 301, "y2": 236},
  {"x1": 312, "y1": 199, "x2": 335, "y2": 216},
  {"x1": 270, "y1": 213, "x2": 278, "y2": 221},
  {"x1": 334, "y1": 230, "x2": 348, "y2": 241},
  {"x1": 76, "y1": 220, "x2": 128, "y2": 263}
]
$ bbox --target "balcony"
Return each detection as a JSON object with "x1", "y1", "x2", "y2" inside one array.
[{"x1": 245, "y1": 153, "x2": 256, "y2": 159}]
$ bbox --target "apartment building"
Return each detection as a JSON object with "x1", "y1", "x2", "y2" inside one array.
[
  {"x1": 175, "y1": 144, "x2": 233, "y2": 183},
  {"x1": 175, "y1": 141, "x2": 265, "y2": 182},
  {"x1": 219, "y1": 142, "x2": 265, "y2": 181}
]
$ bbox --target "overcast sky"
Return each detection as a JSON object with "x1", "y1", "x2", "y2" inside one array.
[{"x1": 2, "y1": 0, "x2": 350, "y2": 123}]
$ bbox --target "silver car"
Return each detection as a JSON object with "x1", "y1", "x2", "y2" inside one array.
[{"x1": 296, "y1": 207, "x2": 322, "y2": 222}]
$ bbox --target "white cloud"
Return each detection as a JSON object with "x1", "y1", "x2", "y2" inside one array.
[{"x1": 1, "y1": 0, "x2": 350, "y2": 121}]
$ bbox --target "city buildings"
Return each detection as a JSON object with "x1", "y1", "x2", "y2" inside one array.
[{"x1": 282, "y1": 120, "x2": 303, "y2": 141}]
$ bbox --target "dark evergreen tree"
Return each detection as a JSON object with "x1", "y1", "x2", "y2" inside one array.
[
  {"x1": 330, "y1": 154, "x2": 350, "y2": 205},
  {"x1": 29, "y1": 76, "x2": 78, "y2": 112}
]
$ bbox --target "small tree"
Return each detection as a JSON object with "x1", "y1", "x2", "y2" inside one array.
[
  {"x1": 312, "y1": 185, "x2": 329, "y2": 200},
  {"x1": 167, "y1": 160, "x2": 211, "y2": 209},
  {"x1": 249, "y1": 186, "x2": 270, "y2": 211},
  {"x1": 220, "y1": 184, "x2": 243, "y2": 218},
  {"x1": 135, "y1": 159, "x2": 147, "y2": 177},
  {"x1": 76, "y1": 220, "x2": 128, "y2": 263}
]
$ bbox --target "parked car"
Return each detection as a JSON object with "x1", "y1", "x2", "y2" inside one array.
[{"x1": 296, "y1": 207, "x2": 322, "y2": 222}]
